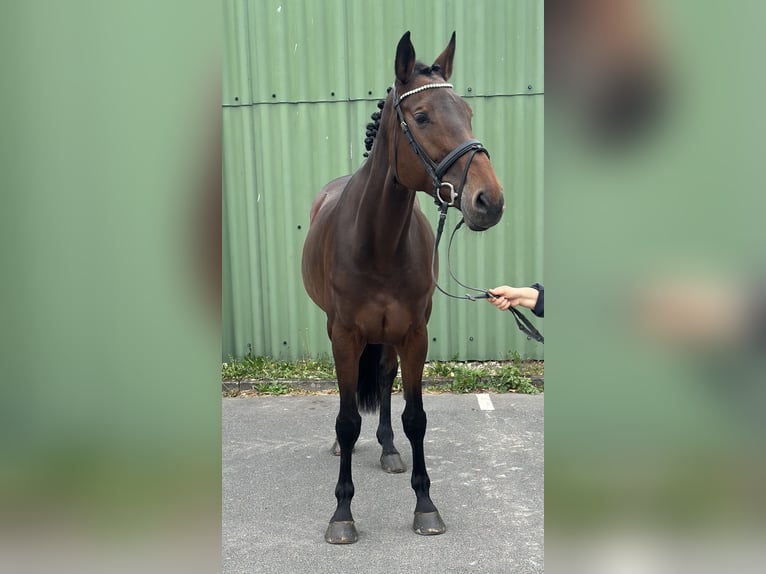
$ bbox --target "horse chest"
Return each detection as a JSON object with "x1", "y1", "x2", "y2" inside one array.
[
  {"x1": 329, "y1": 268, "x2": 428, "y2": 341},
  {"x1": 354, "y1": 298, "x2": 423, "y2": 343}
]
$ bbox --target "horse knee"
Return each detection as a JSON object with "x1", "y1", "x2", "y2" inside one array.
[
  {"x1": 402, "y1": 407, "x2": 427, "y2": 442},
  {"x1": 336, "y1": 411, "x2": 362, "y2": 447}
]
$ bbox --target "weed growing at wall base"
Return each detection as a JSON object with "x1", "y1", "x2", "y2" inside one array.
[{"x1": 223, "y1": 353, "x2": 543, "y2": 395}]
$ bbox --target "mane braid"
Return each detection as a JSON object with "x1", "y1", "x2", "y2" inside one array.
[{"x1": 362, "y1": 86, "x2": 391, "y2": 158}]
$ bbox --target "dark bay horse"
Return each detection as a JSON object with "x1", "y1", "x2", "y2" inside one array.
[{"x1": 301, "y1": 31, "x2": 505, "y2": 544}]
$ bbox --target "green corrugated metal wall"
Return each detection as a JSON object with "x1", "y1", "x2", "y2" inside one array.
[{"x1": 223, "y1": 0, "x2": 543, "y2": 361}]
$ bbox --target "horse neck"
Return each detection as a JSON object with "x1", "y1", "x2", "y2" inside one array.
[{"x1": 347, "y1": 118, "x2": 419, "y2": 261}]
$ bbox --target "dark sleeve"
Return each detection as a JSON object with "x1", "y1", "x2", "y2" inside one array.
[
  {"x1": 753, "y1": 290, "x2": 766, "y2": 349},
  {"x1": 530, "y1": 283, "x2": 544, "y2": 318}
]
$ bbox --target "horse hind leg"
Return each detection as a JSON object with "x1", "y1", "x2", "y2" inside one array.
[
  {"x1": 331, "y1": 344, "x2": 405, "y2": 472},
  {"x1": 376, "y1": 345, "x2": 406, "y2": 473}
]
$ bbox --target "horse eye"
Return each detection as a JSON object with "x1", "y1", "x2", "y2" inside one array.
[{"x1": 414, "y1": 112, "x2": 429, "y2": 125}]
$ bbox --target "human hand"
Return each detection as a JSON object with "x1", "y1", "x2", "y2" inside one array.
[{"x1": 487, "y1": 286, "x2": 539, "y2": 312}]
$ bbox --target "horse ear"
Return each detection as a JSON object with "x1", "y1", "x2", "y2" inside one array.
[
  {"x1": 395, "y1": 31, "x2": 416, "y2": 84},
  {"x1": 433, "y1": 31, "x2": 456, "y2": 81}
]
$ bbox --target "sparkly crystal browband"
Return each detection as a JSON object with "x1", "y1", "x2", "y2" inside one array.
[{"x1": 396, "y1": 82, "x2": 454, "y2": 101}]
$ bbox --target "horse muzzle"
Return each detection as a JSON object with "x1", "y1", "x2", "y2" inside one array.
[{"x1": 460, "y1": 187, "x2": 505, "y2": 231}]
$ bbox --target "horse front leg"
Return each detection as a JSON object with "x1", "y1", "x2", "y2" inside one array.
[
  {"x1": 377, "y1": 344, "x2": 406, "y2": 473},
  {"x1": 398, "y1": 328, "x2": 446, "y2": 536},
  {"x1": 325, "y1": 327, "x2": 363, "y2": 544}
]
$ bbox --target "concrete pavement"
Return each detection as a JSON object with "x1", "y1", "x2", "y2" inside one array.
[{"x1": 223, "y1": 392, "x2": 543, "y2": 573}]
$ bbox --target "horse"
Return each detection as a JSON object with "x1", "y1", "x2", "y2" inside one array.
[{"x1": 301, "y1": 31, "x2": 505, "y2": 544}]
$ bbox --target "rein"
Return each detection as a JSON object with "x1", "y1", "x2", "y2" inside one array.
[
  {"x1": 390, "y1": 81, "x2": 544, "y2": 344},
  {"x1": 430, "y1": 206, "x2": 545, "y2": 344}
]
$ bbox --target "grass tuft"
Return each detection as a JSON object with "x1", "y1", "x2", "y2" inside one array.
[{"x1": 223, "y1": 350, "x2": 543, "y2": 395}]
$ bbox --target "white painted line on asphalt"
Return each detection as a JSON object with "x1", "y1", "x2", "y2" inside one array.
[{"x1": 476, "y1": 393, "x2": 494, "y2": 411}]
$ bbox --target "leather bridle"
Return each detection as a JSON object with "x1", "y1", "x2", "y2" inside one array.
[
  {"x1": 390, "y1": 82, "x2": 544, "y2": 344},
  {"x1": 391, "y1": 82, "x2": 489, "y2": 208}
]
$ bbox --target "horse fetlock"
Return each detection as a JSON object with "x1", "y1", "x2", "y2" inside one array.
[
  {"x1": 411, "y1": 473, "x2": 432, "y2": 496},
  {"x1": 375, "y1": 427, "x2": 394, "y2": 445},
  {"x1": 334, "y1": 482, "x2": 355, "y2": 503}
]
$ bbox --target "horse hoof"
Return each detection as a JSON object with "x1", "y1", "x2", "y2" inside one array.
[
  {"x1": 380, "y1": 453, "x2": 406, "y2": 473},
  {"x1": 325, "y1": 520, "x2": 358, "y2": 544},
  {"x1": 330, "y1": 440, "x2": 354, "y2": 456},
  {"x1": 413, "y1": 511, "x2": 446, "y2": 536}
]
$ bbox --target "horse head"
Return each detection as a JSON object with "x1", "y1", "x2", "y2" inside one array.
[{"x1": 387, "y1": 31, "x2": 505, "y2": 231}]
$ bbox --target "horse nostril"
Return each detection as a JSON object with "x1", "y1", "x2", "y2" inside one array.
[{"x1": 473, "y1": 190, "x2": 489, "y2": 212}]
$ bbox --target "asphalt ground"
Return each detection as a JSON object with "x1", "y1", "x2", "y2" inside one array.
[{"x1": 223, "y1": 392, "x2": 543, "y2": 574}]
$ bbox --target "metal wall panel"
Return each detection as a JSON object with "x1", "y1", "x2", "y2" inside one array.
[
  {"x1": 342, "y1": 0, "x2": 544, "y2": 99},
  {"x1": 223, "y1": 0, "x2": 350, "y2": 104},
  {"x1": 224, "y1": 0, "x2": 544, "y2": 104},
  {"x1": 223, "y1": 0, "x2": 544, "y2": 361}
]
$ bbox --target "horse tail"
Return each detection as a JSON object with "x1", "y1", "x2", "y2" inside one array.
[{"x1": 357, "y1": 344, "x2": 382, "y2": 413}]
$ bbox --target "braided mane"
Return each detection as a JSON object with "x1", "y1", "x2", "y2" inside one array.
[{"x1": 362, "y1": 87, "x2": 391, "y2": 158}]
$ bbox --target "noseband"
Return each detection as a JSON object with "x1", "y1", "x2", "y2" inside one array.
[
  {"x1": 392, "y1": 83, "x2": 489, "y2": 208},
  {"x1": 390, "y1": 82, "x2": 544, "y2": 344}
]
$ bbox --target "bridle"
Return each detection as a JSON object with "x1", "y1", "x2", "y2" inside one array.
[
  {"x1": 391, "y1": 81, "x2": 544, "y2": 344},
  {"x1": 392, "y1": 82, "x2": 488, "y2": 209}
]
